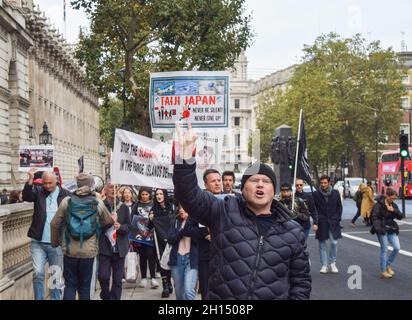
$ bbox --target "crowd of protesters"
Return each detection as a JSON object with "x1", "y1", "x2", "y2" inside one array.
[{"x1": 10, "y1": 125, "x2": 404, "y2": 300}]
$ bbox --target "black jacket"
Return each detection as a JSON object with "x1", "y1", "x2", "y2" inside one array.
[
  {"x1": 23, "y1": 183, "x2": 70, "y2": 241},
  {"x1": 295, "y1": 190, "x2": 319, "y2": 228},
  {"x1": 313, "y1": 188, "x2": 343, "y2": 241},
  {"x1": 99, "y1": 202, "x2": 132, "y2": 258},
  {"x1": 167, "y1": 216, "x2": 202, "y2": 269},
  {"x1": 148, "y1": 203, "x2": 175, "y2": 256},
  {"x1": 371, "y1": 196, "x2": 403, "y2": 235},
  {"x1": 173, "y1": 160, "x2": 311, "y2": 300}
]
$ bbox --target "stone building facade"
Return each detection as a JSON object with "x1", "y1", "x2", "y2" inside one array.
[
  {"x1": 0, "y1": 0, "x2": 103, "y2": 190},
  {"x1": 223, "y1": 54, "x2": 295, "y2": 174}
]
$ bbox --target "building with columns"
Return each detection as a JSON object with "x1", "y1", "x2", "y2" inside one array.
[
  {"x1": 223, "y1": 53, "x2": 295, "y2": 174},
  {"x1": 0, "y1": 0, "x2": 103, "y2": 190}
]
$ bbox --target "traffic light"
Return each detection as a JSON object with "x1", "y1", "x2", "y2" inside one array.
[
  {"x1": 399, "y1": 132, "x2": 409, "y2": 158},
  {"x1": 359, "y1": 150, "x2": 366, "y2": 168}
]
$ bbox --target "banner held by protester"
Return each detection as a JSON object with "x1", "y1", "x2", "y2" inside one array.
[
  {"x1": 111, "y1": 129, "x2": 174, "y2": 189},
  {"x1": 149, "y1": 71, "x2": 230, "y2": 132},
  {"x1": 19, "y1": 145, "x2": 54, "y2": 172}
]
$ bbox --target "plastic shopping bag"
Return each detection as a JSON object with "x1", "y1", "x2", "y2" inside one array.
[{"x1": 125, "y1": 249, "x2": 138, "y2": 283}]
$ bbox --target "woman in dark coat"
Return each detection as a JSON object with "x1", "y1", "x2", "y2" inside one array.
[
  {"x1": 370, "y1": 188, "x2": 403, "y2": 279},
  {"x1": 148, "y1": 188, "x2": 175, "y2": 298}
]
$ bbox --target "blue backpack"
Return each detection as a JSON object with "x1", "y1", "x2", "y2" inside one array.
[{"x1": 65, "y1": 194, "x2": 100, "y2": 249}]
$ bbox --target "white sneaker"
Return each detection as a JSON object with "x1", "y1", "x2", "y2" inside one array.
[
  {"x1": 138, "y1": 278, "x2": 147, "y2": 288},
  {"x1": 151, "y1": 278, "x2": 160, "y2": 289},
  {"x1": 320, "y1": 265, "x2": 328, "y2": 274},
  {"x1": 329, "y1": 262, "x2": 339, "y2": 273}
]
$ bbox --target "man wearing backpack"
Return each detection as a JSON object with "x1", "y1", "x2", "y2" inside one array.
[{"x1": 51, "y1": 173, "x2": 114, "y2": 300}]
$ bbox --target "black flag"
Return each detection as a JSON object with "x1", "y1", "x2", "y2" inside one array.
[
  {"x1": 296, "y1": 112, "x2": 313, "y2": 185},
  {"x1": 78, "y1": 156, "x2": 84, "y2": 174}
]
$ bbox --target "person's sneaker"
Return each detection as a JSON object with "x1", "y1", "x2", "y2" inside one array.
[
  {"x1": 380, "y1": 271, "x2": 393, "y2": 279},
  {"x1": 151, "y1": 278, "x2": 160, "y2": 289},
  {"x1": 329, "y1": 262, "x2": 339, "y2": 273},
  {"x1": 320, "y1": 265, "x2": 328, "y2": 274},
  {"x1": 386, "y1": 266, "x2": 395, "y2": 276},
  {"x1": 138, "y1": 278, "x2": 147, "y2": 288}
]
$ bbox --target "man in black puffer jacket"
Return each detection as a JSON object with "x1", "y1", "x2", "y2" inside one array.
[{"x1": 173, "y1": 123, "x2": 311, "y2": 300}]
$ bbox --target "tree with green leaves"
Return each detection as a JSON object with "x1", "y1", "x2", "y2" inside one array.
[
  {"x1": 71, "y1": 0, "x2": 253, "y2": 146},
  {"x1": 257, "y1": 33, "x2": 407, "y2": 180}
]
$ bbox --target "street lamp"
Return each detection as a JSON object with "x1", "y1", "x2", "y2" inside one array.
[
  {"x1": 39, "y1": 122, "x2": 53, "y2": 145},
  {"x1": 119, "y1": 67, "x2": 127, "y2": 129},
  {"x1": 340, "y1": 153, "x2": 346, "y2": 198}
]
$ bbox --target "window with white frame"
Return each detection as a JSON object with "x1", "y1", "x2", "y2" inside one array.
[
  {"x1": 401, "y1": 96, "x2": 411, "y2": 110},
  {"x1": 234, "y1": 117, "x2": 240, "y2": 126},
  {"x1": 402, "y1": 75, "x2": 410, "y2": 85},
  {"x1": 234, "y1": 99, "x2": 240, "y2": 109}
]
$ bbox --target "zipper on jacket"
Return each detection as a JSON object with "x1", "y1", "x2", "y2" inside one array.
[{"x1": 247, "y1": 235, "x2": 264, "y2": 300}]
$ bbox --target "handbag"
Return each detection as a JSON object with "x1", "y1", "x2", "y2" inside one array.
[
  {"x1": 125, "y1": 246, "x2": 138, "y2": 282},
  {"x1": 160, "y1": 243, "x2": 172, "y2": 271}
]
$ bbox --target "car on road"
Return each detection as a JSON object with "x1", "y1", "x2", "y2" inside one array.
[
  {"x1": 346, "y1": 177, "x2": 367, "y2": 198},
  {"x1": 335, "y1": 177, "x2": 367, "y2": 198}
]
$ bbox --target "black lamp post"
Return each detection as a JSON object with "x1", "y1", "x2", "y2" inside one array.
[
  {"x1": 119, "y1": 67, "x2": 127, "y2": 129},
  {"x1": 340, "y1": 153, "x2": 346, "y2": 198},
  {"x1": 374, "y1": 112, "x2": 378, "y2": 184},
  {"x1": 39, "y1": 122, "x2": 53, "y2": 145}
]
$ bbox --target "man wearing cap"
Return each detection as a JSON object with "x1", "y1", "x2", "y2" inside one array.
[
  {"x1": 51, "y1": 173, "x2": 114, "y2": 300},
  {"x1": 22, "y1": 167, "x2": 70, "y2": 300},
  {"x1": 173, "y1": 123, "x2": 311, "y2": 300}
]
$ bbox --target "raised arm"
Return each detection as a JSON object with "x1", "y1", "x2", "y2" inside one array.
[
  {"x1": 173, "y1": 122, "x2": 220, "y2": 228},
  {"x1": 22, "y1": 168, "x2": 37, "y2": 202}
]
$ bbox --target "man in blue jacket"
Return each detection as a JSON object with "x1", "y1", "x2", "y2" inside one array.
[
  {"x1": 172, "y1": 123, "x2": 311, "y2": 300},
  {"x1": 312, "y1": 175, "x2": 343, "y2": 274}
]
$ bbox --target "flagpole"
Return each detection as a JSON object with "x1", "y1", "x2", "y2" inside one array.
[{"x1": 292, "y1": 109, "x2": 303, "y2": 211}]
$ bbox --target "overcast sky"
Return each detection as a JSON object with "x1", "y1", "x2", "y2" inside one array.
[{"x1": 35, "y1": 0, "x2": 412, "y2": 80}]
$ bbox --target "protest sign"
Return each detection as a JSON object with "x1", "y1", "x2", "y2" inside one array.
[
  {"x1": 19, "y1": 145, "x2": 54, "y2": 172},
  {"x1": 111, "y1": 129, "x2": 173, "y2": 189},
  {"x1": 149, "y1": 71, "x2": 230, "y2": 132}
]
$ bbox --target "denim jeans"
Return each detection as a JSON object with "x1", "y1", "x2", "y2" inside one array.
[
  {"x1": 31, "y1": 240, "x2": 63, "y2": 300},
  {"x1": 303, "y1": 226, "x2": 311, "y2": 241},
  {"x1": 377, "y1": 233, "x2": 400, "y2": 273},
  {"x1": 319, "y1": 230, "x2": 338, "y2": 266},
  {"x1": 63, "y1": 255, "x2": 95, "y2": 300},
  {"x1": 171, "y1": 253, "x2": 198, "y2": 300}
]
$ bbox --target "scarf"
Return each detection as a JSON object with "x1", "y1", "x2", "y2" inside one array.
[{"x1": 320, "y1": 186, "x2": 332, "y2": 202}]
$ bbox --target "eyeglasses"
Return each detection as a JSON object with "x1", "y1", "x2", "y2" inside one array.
[
  {"x1": 248, "y1": 177, "x2": 273, "y2": 185},
  {"x1": 295, "y1": 184, "x2": 303, "y2": 187}
]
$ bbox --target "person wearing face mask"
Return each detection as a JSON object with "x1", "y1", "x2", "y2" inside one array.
[
  {"x1": 148, "y1": 188, "x2": 175, "y2": 298},
  {"x1": 312, "y1": 175, "x2": 343, "y2": 274}
]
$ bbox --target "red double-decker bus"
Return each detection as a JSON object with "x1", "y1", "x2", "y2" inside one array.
[{"x1": 378, "y1": 148, "x2": 412, "y2": 198}]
